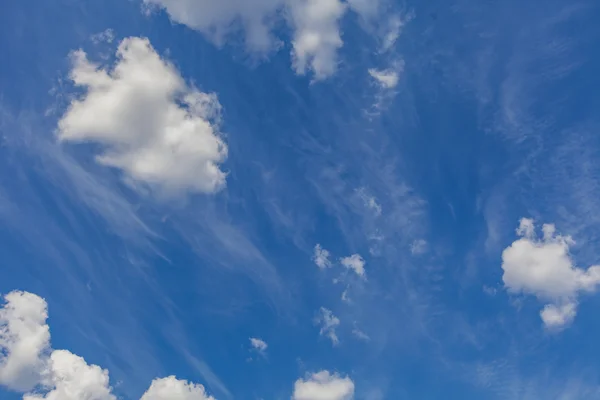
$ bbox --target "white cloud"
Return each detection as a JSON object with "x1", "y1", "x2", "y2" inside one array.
[
  {"x1": 410, "y1": 239, "x2": 427, "y2": 255},
  {"x1": 340, "y1": 254, "x2": 366, "y2": 278},
  {"x1": 347, "y1": 0, "x2": 379, "y2": 19},
  {"x1": 0, "y1": 291, "x2": 50, "y2": 392},
  {"x1": 355, "y1": 188, "x2": 382, "y2": 216},
  {"x1": 351, "y1": 327, "x2": 370, "y2": 342},
  {"x1": 140, "y1": 376, "x2": 215, "y2": 400},
  {"x1": 0, "y1": 291, "x2": 217, "y2": 400},
  {"x1": 368, "y1": 61, "x2": 404, "y2": 89},
  {"x1": 380, "y1": 15, "x2": 405, "y2": 53},
  {"x1": 91, "y1": 29, "x2": 115, "y2": 44},
  {"x1": 249, "y1": 337, "x2": 268, "y2": 354},
  {"x1": 501, "y1": 218, "x2": 600, "y2": 328},
  {"x1": 58, "y1": 37, "x2": 228, "y2": 195},
  {"x1": 144, "y1": 0, "x2": 348, "y2": 79},
  {"x1": 540, "y1": 303, "x2": 577, "y2": 329},
  {"x1": 143, "y1": 0, "x2": 283, "y2": 52},
  {"x1": 289, "y1": 0, "x2": 346, "y2": 80},
  {"x1": 316, "y1": 307, "x2": 340, "y2": 346},
  {"x1": 341, "y1": 287, "x2": 351, "y2": 303},
  {"x1": 313, "y1": 244, "x2": 332, "y2": 269},
  {"x1": 24, "y1": 350, "x2": 115, "y2": 400},
  {"x1": 293, "y1": 371, "x2": 354, "y2": 400}
]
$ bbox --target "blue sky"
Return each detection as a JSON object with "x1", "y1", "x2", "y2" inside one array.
[{"x1": 1, "y1": 0, "x2": 600, "y2": 399}]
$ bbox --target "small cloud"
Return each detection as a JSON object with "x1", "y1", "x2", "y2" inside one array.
[
  {"x1": 340, "y1": 254, "x2": 366, "y2": 278},
  {"x1": 352, "y1": 327, "x2": 370, "y2": 342},
  {"x1": 410, "y1": 239, "x2": 427, "y2": 255},
  {"x1": 249, "y1": 337, "x2": 268, "y2": 355},
  {"x1": 482, "y1": 285, "x2": 498, "y2": 296},
  {"x1": 368, "y1": 67, "x2": 400, "y2": 89},
  {"x1": 290, "y1": 0, "x2": 347, "y2": 80},
  {"x1": 380, "y1": 15, "x2": 403, "y2": 53},
  {"x1": 315, "y1": 307, "x2": 340, "y2": 346},
  {"x1": 90, "y1": 28, "x2": 115, "y2": 44},
  {"x1": 293, "y1": 371, "x2": 354, "y2": 400},
  {"x1": 356, "y1": 187, "x2": 382, "y2": 216},
  {"x1": 313, "y1": 244, "x2": 332, "y2": 269},
  {"x1": 341, "y1": 286, "x2": 351, "y2": 303},
  {"x1": 540, "y1": 303, "x2": 577, "y2": 329},
  {"x1": 141, "y1": 376, "x2": 215, "y2": 400},
  {"x1": 379, "y1": 12, "x2": 414, "y2": 53}
]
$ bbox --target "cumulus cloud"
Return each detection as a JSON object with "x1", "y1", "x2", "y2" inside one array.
[
  {"x1": 289, "y1": 0, "x2": 346, "y2": 80},
  {"x1": 140, "y1": 376, "x2": 215, "y2": 400},
  {"x1": 293, "y1": 371, "x2": 354, "y2": 400},
  {"x1": 143, "y1": 0, "x2": 350, "y2": 79},
  {"x1": 143, "y1": 0, "x2": 283, "y2": 52},
  {"x1": 0, "y1": 291, "x2": 217, "y2": 400},
  {"x1": 501, "y1": 218, "x2": 600, "y2": 329},
  {"x1": 315, "y1": 307, "x2": 340, "y2": 345},
  {"x1": 0, "y1": 291, "x2": 50, "y2": 392},
  {"x1": 313, "y1": 244, "x2": 332, "y2": 269},
  {"x1": 23, "y1": 350, "x2": 115, "y2": 400},
  {"x1": 58, "y1": 37, "x2": 228, "y2": 195},
  {"x1": 249, "y1": 337, "x2": 268, "y2": 354},
  {"x1": 340, "y1": 254, "x2": 366, "y2": 278}
]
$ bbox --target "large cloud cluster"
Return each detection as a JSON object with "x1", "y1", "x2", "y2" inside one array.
[
  {"x1": 1, "y1": 291, "x2": 355, "y2": 399},
  {"x1": 143, "y1": 0, "x2": 381, "y2": 80},
  {"x1": 0, "y1": 291, "x2": 214, "y2": 400}
]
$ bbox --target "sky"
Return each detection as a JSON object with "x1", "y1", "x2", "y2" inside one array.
[{"x1": 1, "y1": 0, "x2": 600, "y2": 399}]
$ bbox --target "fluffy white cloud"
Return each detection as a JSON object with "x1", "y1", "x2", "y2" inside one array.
[
  {"x1": 143, "y1": 0, "x2": 283, "y2": 52},
  {"x1": 0, "y1": 291, "x2": 219, "y2": 400},
  {"x1": 144, "y1": 0, "x2": 349, "y2": 79},
  {"x1": 0, "y1": 291, "x2": 50, "y2": 392},
  {"x1": 289, "y1": 0, "x2": 346, "y2": 80},
  {"x1": 313, "y1": 244, "x2": 332, "y2": 269},
  {"x1": 140, "y1": 376, "x2": 215, "y2": 400},
  {"x1": 501, "y1": 218, "x2": 600, "y2": 328},
  {"x1": 316, "y1": 307, "x2": 340, "y2": 345},
  {"x1": 1, "y1": 290, "x2": 355, "y2": 399},
  {"x1": 340, "y1": 254, "x2": 365, "y2": 278},
  {"x1": 249, "y1": 337, "x2": 268, "y2": 353},
  {"x1": 540, "y1": 303, "x2": 577, "y2": 329},
  {"x1": 23, "y1": 350, "x2": 115, "y2": 400},
  {"x1": 293, "y1": 371, "x2": 354, "y2": 400},
  {"x1": 58, "y1": 37, "x2": 228, "y2": 195}
]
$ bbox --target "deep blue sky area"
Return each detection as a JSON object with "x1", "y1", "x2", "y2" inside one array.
[{"x1": 2, "y1": 0, "x2": 600, "y2": 399}]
